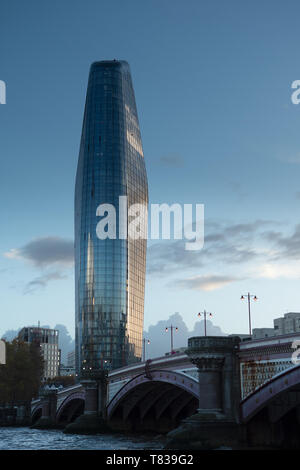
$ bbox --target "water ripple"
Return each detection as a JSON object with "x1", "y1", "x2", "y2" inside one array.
[{"x1": 0, "y1": 427, "x2": 165, "y2": 450}]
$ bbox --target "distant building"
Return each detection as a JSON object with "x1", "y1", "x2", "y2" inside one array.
[
  {"x1": 252, "y1": 328, "x2": 275, "y2": 340},
  {"x1": 58, "y1": 349, "x2": 61, "y2": 370},
  {"x1": 250, "y1": 312, "x2": 300, "y2": 339},
  {"x1": 59, "y1": 365, "x2": 75, "y2": 376},
  {"x1": 18, "y1": 327, "x2": 59, "y2": 380},
  {"x1": 274, "y1": 312, "x2": 300, "y2": 335},
  {"x1": 67, "y1": 350, "x2": 75, "y2": 368}
]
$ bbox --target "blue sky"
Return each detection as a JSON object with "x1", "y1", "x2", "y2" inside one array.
[{"x1": 1, "y1": 0, "x2": 300, "y2": 338}]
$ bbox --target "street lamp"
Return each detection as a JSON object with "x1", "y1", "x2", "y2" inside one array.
[
  {"x1": 241, "y1": 292, "x2": 258, "y2": 335},
  {"x1": 143, "y1": 338, "x2": 150, "y2": 361},
  {"x1": 165, "y1": 325, "x2": 178, "y2": 354},
  {"x1": 197, "y1": 310, "x2": 213, "y2": 337}
]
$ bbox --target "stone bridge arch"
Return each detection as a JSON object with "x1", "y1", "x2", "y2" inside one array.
[
  {"x1": 31, "y1": 404, "x2": 43, "y2": 425},
  {"x1": 241, "y1": 362, "x2": 300, "y2": 423},
  {"x1": 107, "y1": 369, "x2": 198, "y2": 433},
  {"x1": 56, "y1": 391, "x2": 85, "y2": 426},
  {"x1": 241, "y1": 363, "x2": 300, "y2": 448}
]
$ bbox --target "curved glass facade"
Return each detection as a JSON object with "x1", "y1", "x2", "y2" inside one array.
[{"x1": 75, "y1": 60, "x2": 148, "y2": 375}]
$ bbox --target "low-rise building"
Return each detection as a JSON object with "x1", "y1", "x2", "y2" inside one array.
[
  {"x1": 250, "y1": 313, "x2": 300, "y2": 340},
  {"x1": 18, "y1": 326, "x2": 59, "y2": 381},
  {"x1": 274, "y1": 312, "x2": 300, "y2": 335},
  {"x1": 59, "y1": 365, "x2": 75, "y2": 376},
  {"x1": 252, "y1": 328, "x2": 276, "y2": 340}
]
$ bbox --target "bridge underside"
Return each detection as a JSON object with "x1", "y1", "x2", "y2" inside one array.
[
  {"x1": 108, "y1": 381, "x2": 198, "y2": 434},
  {"x1": 242, "y1": 365, "x2": 300, "y2": 448},
  {"x1": 57, "y1": 398, "x2": 84, "y2": 427},
  {"x1": 31, "y1": 407, "x2": 42, "y2": 425}
]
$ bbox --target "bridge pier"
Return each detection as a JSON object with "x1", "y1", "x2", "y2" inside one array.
[
  {"x1": 31, "y1": 390, "x2": 57, "y2": 429},
  {"x1": 196, "y1": 356, "x2": 224, "y2": 415},
  {"x1": 166, "y1": 336, "x2": 241, "y2": 449},
  {"x1": 64, "y1": 371, "x2": 110, "y2": 434}
]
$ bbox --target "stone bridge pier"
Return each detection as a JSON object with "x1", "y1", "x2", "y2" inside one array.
[
  {"x1": 64, "y1": 370, "x2": 109, "y2": 434},
  {"x1": 166, "y1": 336, "x2": 241, "y2": 449},
  {"x1": 31, "y1": 390, "x2": 57, "y2": 429}
]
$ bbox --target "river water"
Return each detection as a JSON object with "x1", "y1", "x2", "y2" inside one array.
[{"x1": 0, "y1": 427, "x2": 165, "y2": 450}]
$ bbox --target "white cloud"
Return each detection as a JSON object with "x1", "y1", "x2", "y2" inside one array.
[
  {"x1": 4, "y1": 236, "x2": 74, "y2": 267},
  {"x1": 4, "y1": 236, "x2": 74, "y2": 294},
  {"x1": 173, "y1": 274, "x2": 239, "y2": 291},
  {"x1": 255, "y1": 262, "x2": 300, "y2": 280}
]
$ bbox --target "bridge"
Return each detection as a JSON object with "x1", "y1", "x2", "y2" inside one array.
[
  {"x1": 31, "y1": 351, "x2": 199, "y2": 433},
  {"x1": 31, "y1": 333, "x2": 300, "y2": 448}
]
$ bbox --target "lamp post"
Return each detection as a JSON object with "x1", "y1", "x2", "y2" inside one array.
[
  {"x1": 165, "y1": 325, "x2": 178, "y2": 354},
  {"x1": 197, "y1": 310, "x2": 213, "y2": 337},
  {"x1": 143, "y1": 338, "x2": 150, "y2": 361},
  {"x1": 241, "y1": 292, "x2": 258, "y2": 335}
]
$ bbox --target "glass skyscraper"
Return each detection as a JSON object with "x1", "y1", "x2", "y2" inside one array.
[{"x1": 75, "y1": 60, "x2": 148, "y2": 375}]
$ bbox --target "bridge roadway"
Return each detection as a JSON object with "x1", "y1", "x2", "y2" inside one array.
[{"x1": 31, "y1": 334, "x2": 300, "y2": 446}]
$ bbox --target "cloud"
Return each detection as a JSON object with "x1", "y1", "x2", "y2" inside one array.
[
  {"x1": 24, "y1": 271, "x2": 68, "y2": 294},
  {"x1": 280, "y1": 154, "x2": 300, "y2": 164},
  {"x1": 147, "y1": 219, "x2": 274, "y2": 276},
  {"x1": 223, "y1": 220, "x2": 273, "y2": 236},
  {"x1": 227, "y1": 181, "x2": 248, "y2": 201},
  {"x1": 144, "y1": 312, "x2": 225, "y2": 358},
  {"x1": 4, "y1": 236, "x2": 74, "y2": 267},
  {"x1": 172, "y1": 274, "x2": 240, "y2": 291},
  {"x1": 255, "y1": 262, "x2": 300, "y2": 280},
  {"x1": 275, "y1": 224, "x2": 300, "y2": 259},
  {"x1": 159, "y1": 154, "x2": 184, "y2": 168},
  {"x1": 4, "y1": 236, "x2": 74, "y2": 294},
  {"x1": 261, "y1": 224, "x2": 300, "y2": 260},
  {"x1": 147, "y1": 239, "x2": 204, "y2": 274},
  {"x1": 147, "y1": 218, "x2": 300, "y2": 291}
]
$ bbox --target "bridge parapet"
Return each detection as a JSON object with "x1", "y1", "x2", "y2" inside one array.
[
  {"x1": 239, "y1": 333, "x2": 300, "y2": 399},
  {"x1": 56, "y1": 384, "x2": 83, "y2": 409},
  {"x1": 108, "y1": 352, "x2": 197, "y2": 402}
]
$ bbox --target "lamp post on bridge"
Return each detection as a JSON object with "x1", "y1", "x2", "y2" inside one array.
[
  {"x1": 197, "y1": 310, "x2": 213, "y2": 337},
  {"x1": 240, "y1": 292, "x2": 258, "y2": 335},
  {"x1": 165, "y1": 325, "x2": 178, "y2": 354},
  {"x1": 143, "y1": 338, "x2": 150, "y2": 362}
]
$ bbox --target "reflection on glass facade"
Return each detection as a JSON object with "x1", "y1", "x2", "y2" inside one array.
[{"x1": 75, "y1": 60, "x2": 148, "y2": 375}]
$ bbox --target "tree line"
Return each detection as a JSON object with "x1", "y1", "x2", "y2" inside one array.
[{"x1": 0, "y1": 339, "x2": 44, "y2": 405}]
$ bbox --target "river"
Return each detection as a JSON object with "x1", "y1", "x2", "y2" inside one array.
[{"x1": 0, "y1": 427, "x2": 165, "y2": 450}]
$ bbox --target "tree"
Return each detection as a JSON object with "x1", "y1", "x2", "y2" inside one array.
[{"x1": 0, "y1": 339, "x2": 44, "y2": 405}]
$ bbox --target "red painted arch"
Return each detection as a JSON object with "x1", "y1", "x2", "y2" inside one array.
[
  {"x1": 241, "y1": 363, "x2": 300, "y2": 422},
  {"x1": 31, "y1": 404, "x2": 43, "y2": 419},
  {"x1": 107, "y1": 369, "x2": 198, "y2": 418},
  {"x1": 56, "y1": 391, "x2": 85, "y2": 421}
]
